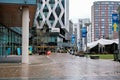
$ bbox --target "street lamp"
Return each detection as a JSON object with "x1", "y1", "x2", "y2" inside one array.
[
  {"x1": 117, "y1": 6, "x2": 120, "y2": 61},
  {"x1": 84, "y1": 23, "x2": 91, "y2": 53},
  {"x1": 111, "y1": 8, "x2": 120, "y2": 61}
]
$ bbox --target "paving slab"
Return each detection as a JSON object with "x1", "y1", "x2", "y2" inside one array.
[{"x1": 0, "y1": 53, "x2": 120, "y2": 80}]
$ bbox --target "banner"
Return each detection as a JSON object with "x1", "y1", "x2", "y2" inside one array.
[
  {"x1": 82, "y1": 27, "x2": 87, "y2": 37},
  {"x1": 71, "y1": 34, "x2": 75, "y2": 44},
  {"x1": 112, "y1": 13, "x2": 118, "y2": 32}
]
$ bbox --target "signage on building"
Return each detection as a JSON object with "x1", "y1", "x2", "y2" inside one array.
[
  {"x1": 112, "y1": 13, "x2": 118, "y2": 32},
  {"x1": 50, "y1": 28, "x2": 60, "y2": 33},
  {"x1": 71, "y1": 34, "x2": 75, "y2": 44},
  {"x1": 82, "y1": 27, "x2": 87, "y2": 38}
]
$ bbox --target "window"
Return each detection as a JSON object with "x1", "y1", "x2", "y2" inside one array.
[
  {"x1": 55, "y1": 21, "x2": 61, "y2": 28},
  {"x1": 101, "y1": 30, "x2": 105, "y2": 34},
  {"x1": 43, "y1": 5, "x2": 49, "y2": 17},
  {"x1": 49, "y1": 0, "x2": 55, "y2": 9},
  {"x1": 101, "y1": 6, "x2": 105, "y2": 10},
  {"x1": 49, "y1": 13, "x2": 55, "y2": 26},
  {"x1": 38, "y1": 0, "x2": 43, "y2": 4},
  {"x1": 37, "y1": 13, "x2": 43, "y2": 26},
  {"x1": 95, "y1": 5, "x2": 99, "y2": 9},
  {"x1": 101, "y1": 26, "x2": 105, "y2": 28},
  {"x1": 101, "y1": 12, "x2": 105, "y2": 15},
  {"x1": 95, "y1": 24, "x2": 98, "y2": 26},
  {"x1": 61, "y1": 14, "x2": 65, "y2": 25},
  {"x1": 61, "y1": 0, "x2": 65, "y2": 8},
  {"x1": 55, "y1": 4, "x2": 61, "y2": 17},
  {"x1": 101, "y1": 19, "x2": 105, "y2": 21}
]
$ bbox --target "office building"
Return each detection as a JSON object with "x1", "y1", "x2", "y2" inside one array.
[
  {"x1": 0, "y1": 0, "x2": 37, "y2": 63},
  {"x1": 35, "y1": 0, "x2": 69, "y2": 49},
  {"x1": 78, "y1": 18, "x2": 91, "y2": 51},
  {"x1": 91, "y1": 1, "x2": 120, "y2": 41},
  {"x1": 0, "y1": 25, "x2": 22, "y2": 56}
]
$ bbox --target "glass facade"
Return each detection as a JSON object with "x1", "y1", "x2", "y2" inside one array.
[
  {"x1": 0, "y1": 24, "x2": 22, "y2": 56},
  {"x1": 49, "y1": 13, "x2": 55, "y2": 26},
  {"x1": 35, "y1": 0, "x2": 67, "y2": 47},
  {"x1": 49, "y1": 0, "x2": 55, "y2": 9},
  {"x1": 36, "y1": 0, "x2": 66, "y2": 28},
  {"x1": 43, "y1": 4, "x2": 49, "y2": 18}
]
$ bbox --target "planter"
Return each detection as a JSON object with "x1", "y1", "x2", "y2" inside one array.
[
  {"x1": 90, "y1": 55, "x2": 99, "y2": 59},
  {"x1": 75, "y1": 54, "x2": 85, "y2": 57}
]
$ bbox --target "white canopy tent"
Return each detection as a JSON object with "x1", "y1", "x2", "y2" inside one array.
[{"x1": 87, "y1": 38, "x2": 118, "y2": 49}]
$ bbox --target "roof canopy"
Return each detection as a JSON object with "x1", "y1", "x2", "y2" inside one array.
[
  {"x1": 0, "y1": 0, "x2": 36, "y2": 5},
  {"x1": 0, "y1": 0, "x2": 37, "y2": 27}
]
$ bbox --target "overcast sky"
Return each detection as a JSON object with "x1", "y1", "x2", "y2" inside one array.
[{"x1": 69, "y1": 0, "x2": 120, "y2": 23}]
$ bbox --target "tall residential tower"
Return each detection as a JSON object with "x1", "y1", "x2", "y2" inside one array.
[{"x1": 91, "y1": 1, "x2": 120, "y2": 41}]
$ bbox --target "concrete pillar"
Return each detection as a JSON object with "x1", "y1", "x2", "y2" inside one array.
[{"x1": 22, "y1": 6, "x2": 29, "y2": 64}]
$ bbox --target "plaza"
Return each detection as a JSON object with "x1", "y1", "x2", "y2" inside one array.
[{"x1": 0, "y1": 53, "x2": 120, "y2": 80}]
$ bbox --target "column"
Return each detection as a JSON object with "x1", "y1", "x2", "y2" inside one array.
[{"x1": 22, "y1": 6, "x2": 29, "y2": 64}]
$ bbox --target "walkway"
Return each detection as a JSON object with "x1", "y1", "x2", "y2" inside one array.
[{"x1": 0, "y1": 53, "x2": 120, "y2": 80}]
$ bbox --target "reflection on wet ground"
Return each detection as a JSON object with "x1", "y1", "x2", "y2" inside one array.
[
  {"x1": 0, "y1": 53, "x2": 120, "y2": 80},
  {"x1": 0, "y1": 76, "x2": 120, "y2": 80}
]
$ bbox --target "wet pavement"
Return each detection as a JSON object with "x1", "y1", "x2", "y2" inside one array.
[
  {"x1": 0, "y1": 53, "x2": 120, "y2": 80},
  {"x1": 0, "y1": 55, "x2": 21, "y2": 63}
]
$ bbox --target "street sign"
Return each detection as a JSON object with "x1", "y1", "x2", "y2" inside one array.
[
  {"x1": 112, "y1": 13, "x2": 119, "y2": 32},
  {"x1": 82, "y1": 27, "x2": 87, "y2": 38},
  {"x1": 50, "y1": 28, "x2": 60, "y2": 32}
]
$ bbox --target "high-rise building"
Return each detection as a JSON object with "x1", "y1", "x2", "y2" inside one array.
[
  {"x1": 35, "y1": 0, "x2": 69, "y2": 50},
  {"x1": 91, "y1": 1, "x2": 120, "y2": 41},
  {"x1": 73, "y1": 23, "x2": 78, "y2": 48},
  {"x1": 68, "y1": 20, "x2": 73, "y2": 41},
  {"x1": 36, "y1": 0, "x2": 69, "y2": 30},
  {"x1": 78, "y1": 18, "x2": 91, "y2": 51}
]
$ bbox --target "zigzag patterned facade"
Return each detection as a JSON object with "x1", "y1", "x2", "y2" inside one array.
[{"x1": 36, "y1": 0, "x2": 69, "y2": 31}]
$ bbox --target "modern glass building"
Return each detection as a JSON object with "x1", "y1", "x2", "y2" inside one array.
[
  {"x1": 36, "y1": 0, "x2": 69, "y2": 30},
  {"x1": 91, "y1": 1, "x2": 120, "y2": 41},
  {"x1": 0, "y1": 24, "x2": 22, "y2": 56},
  {"x1": 78, "y1": 19, "x2": 91, "y2": 51},
  {"x1": 0, "y1": 0, "x2": 37, "y2": 63},
  {"x1": 34, "y1": 0, "x2": 69, "y2": 48}
]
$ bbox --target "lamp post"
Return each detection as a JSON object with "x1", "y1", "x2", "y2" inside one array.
[
  {"x1": 71, "y1": 34, "x2": 75, "y2": 52},
  {"x1": 84, "y1": 23, "x2": 91, "y2": 53},
  {"x1": 117, "y1": 7, "x2": 120, "y2": 61},
  {"x1": 112, "y1": 9, "x2": 120, "y2": 61}
]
